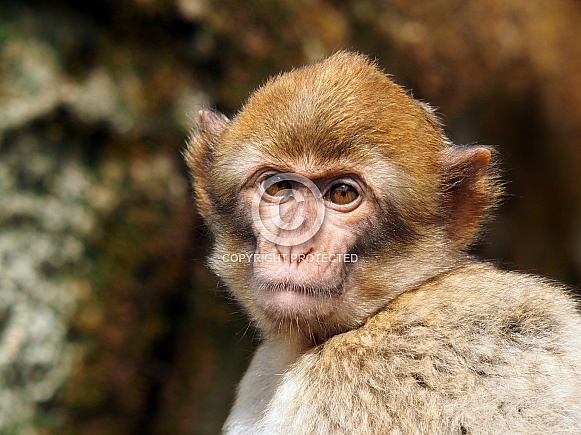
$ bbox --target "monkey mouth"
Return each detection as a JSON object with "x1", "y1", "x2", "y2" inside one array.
[
  {"x1": 256, "y1": 280, "x2": 344, "y2": 297},
  {"x1": 253, "y1": 279, "x2": 346, "y2": 319}
]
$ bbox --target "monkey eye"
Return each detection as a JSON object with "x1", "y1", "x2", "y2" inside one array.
[
  {"x1": 264, "y1": 179, "x2": 293, "y2": 197},
  {"x1": 328, "y1": 184, "x2": 359, "y2": 205}
]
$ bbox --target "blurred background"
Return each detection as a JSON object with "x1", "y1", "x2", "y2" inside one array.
[{"x1": 1, "y1": 0, "x2": 580, "y2": 433}]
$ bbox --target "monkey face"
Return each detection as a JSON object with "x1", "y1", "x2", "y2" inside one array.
[
  {"x1": 239, "y1": 168, "x2": 375, "y2": 324},
  {"x1": 199, "y1": 121, "x2": 447, "y2": 343}
]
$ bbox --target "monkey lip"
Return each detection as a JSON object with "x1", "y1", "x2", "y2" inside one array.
[{"x1": 257, "y1": 280, "x2": 344, "y2": 297}]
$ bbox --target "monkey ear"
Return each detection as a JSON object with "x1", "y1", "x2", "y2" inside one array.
[
  {"x1": 441, "y1": 146, "x2": 498, "y2": 248},
  {"x1": 185, "y1": 109, "x2": 230, "y2": 221}
]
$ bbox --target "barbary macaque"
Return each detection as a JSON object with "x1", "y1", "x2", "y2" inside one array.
[{"x1": 185, "y1": 52, "x2": 581, "y2": 434}]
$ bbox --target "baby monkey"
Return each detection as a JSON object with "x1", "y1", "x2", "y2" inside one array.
[{"x1": 185, "y1": 52, "x2": 581, "y2": 434}]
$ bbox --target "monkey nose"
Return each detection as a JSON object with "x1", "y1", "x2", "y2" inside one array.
[{"x1": 276, "y1": 246, "x2": 314, "y2": 264}]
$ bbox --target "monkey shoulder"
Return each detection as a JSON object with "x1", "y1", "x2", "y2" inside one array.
[
  {"x1": 292, "y1": 263, "x2": 581, "y2": 433},
  {"x1": 326, "y1": 262, "x2": 581, "y2": 356}
]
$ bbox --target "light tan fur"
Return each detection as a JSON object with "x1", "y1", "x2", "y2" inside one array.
[{"x1": 185, "y1": 52, "x2": 581, "y2": 434}]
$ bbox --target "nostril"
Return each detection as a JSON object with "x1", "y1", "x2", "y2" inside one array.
[{"x1": 296, "y1": 248, "x2": 314, "y2": 263}]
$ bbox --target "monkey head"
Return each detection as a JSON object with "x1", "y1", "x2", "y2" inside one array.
[{"x1": 186, "y1": 52, "x2": 498, "y2": 345}]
